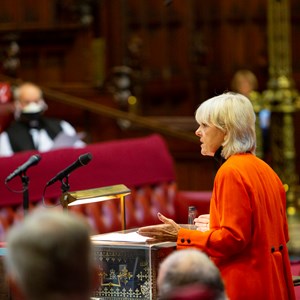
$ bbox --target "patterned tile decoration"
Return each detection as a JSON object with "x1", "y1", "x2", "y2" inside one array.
[{"x1": 92, "y1": 243, "x2": 176, "y2": 300}]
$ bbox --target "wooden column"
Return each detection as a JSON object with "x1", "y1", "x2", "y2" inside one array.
[{"x1": 263, "y1": 0, "x2": 300, "y2": 253}]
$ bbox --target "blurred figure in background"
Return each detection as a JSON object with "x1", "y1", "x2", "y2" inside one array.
[
  {"x1": 231, "y1": 69, "x2": 271, "y2": 160},
  {"x1": 0, "y1": 82, "x2": 85, "y2": 156},
  {"x1": 4, "y1": 208, "x2": 99, "y2": 300},
  {"x1": 231, "y1": 69, "x2": 259, "y2": 99}
]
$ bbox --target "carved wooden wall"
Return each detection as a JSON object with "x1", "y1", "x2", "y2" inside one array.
[
  {"x1": 1, "y1": 1, "x2": 299, "y2": 109},
  {"x1": 1, "y1": 1, "x2": 299, "y2": 102},
  {"x1": 0, "y1": 0, "x2": 95, "y2": 83},
  {"x1": 102, "y1": 0, "x2": 270, "y2": 117}
]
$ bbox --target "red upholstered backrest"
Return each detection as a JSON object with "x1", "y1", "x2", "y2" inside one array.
[
  {"x1": 0, "y1": 134, "x2": 177, "y2": 238},
  {"x1": 0, "y1": 134, "x2": 176, "y2": 206},
  {"x1": 69, "y1": 182, "x2": 178, "y2": 234},
  {"x1": 175, "y1": 190, "x2": 212, "y2": 224}
]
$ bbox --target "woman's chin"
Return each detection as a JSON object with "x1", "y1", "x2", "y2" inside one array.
[
  {"x1": 201, "y1": 149, "x2": 208, "y2": 156},
  {"x1": 201, "y1": 149, "x2": 214, "y2": 157}
]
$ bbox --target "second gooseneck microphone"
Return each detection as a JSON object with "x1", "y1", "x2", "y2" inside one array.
[{"x1": 46, "y1": 153, "x2": 92, "y2": 186}]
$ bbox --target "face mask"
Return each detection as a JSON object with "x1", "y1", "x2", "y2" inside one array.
[
  {"x1": 15, "y1": 100, "x2": 47, "y2": 120},
  {"x1": 15, "y1": 100, "x2": 48, "y2": 128},
  {"x1": 22, "y1": 102, "x2": 45, "y2": 114}
]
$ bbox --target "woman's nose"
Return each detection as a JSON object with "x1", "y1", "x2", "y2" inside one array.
[{"x1": 195, "y1": 127, "x2": 201, "y2": 136}]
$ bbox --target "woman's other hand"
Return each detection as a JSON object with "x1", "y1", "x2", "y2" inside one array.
[{"x1": 194, "y1": 214, "x2": 210, "y2": 232}]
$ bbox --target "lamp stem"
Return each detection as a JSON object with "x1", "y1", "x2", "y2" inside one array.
[{"x1": 120, "y1": 195, "x2": 126, "y2": 231}]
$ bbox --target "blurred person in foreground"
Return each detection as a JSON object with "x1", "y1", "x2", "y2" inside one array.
[
  {"x1": 0, "y1": 82, "x2": 85, "y2": 156},
  {"x1": 157, "y1": 249, "x2": 227, "y2": 300},
  {"x1": 4, "y1": 208, "x2": 99, "y2": 300},
  {"x1": 139, "y1": 92, "x2": 296, "y2": 300}
]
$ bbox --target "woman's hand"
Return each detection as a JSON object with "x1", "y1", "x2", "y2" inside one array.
[
  {"x1": 137, "y1": 212, "x2": 181, "y2": 242},
  {"x1": 194, "y1": 214, "x2": 210, "y2": 232}
]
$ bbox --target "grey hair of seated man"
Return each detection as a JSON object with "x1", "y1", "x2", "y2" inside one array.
[
  {"x1": 4, "y1": 208, "x2": 99, "y2": 300},
  {"x1": 157, "y1": 249, "x2": 227, "y2": 300}
]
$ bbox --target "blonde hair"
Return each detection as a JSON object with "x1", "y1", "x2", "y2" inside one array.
[{"x1": 195, "y1": 92, "x2": 256, "y2": 159}]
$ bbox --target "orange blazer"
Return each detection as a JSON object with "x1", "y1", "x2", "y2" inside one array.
[{"x1": 177, "y1": 153, "x2": 295, "y2": 300}]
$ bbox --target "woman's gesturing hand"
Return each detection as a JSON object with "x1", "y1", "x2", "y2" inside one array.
[{"x1": 137, "y1": 212, "x2": 181, "y2": 242}]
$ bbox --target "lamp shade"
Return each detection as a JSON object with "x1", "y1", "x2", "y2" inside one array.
[{"x1": 60, "y1": 184, "x2": 131, "y2": 230}]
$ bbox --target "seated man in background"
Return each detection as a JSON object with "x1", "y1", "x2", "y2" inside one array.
[
  {"x1": 0, "y1": 82, "x2": 85, "y2": 156},
  {"x1": 157, "y1": 249, "x2": 227, "y2": 300},
  {"x1": 4, "y1": 208, "x2": 99, "y2": 300}
]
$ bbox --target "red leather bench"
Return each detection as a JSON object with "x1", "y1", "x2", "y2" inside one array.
[{"x1": 0, "y1": 134, "x2": 211, "y2": 241}]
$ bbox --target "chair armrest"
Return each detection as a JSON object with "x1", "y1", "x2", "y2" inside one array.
[{"x1": 175, "y1": 190, "x2": 212, "y2": 224}]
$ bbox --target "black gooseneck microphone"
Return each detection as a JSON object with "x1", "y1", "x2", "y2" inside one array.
[
  {"x1": 5, "y1": 154, "x2": 41, "y2": 183},
  {"x1": 46, "y1": 153, "x2": 92, "y2": 187}
]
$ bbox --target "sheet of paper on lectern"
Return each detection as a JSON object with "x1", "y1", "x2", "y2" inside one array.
[
  {"x1": 91, "y1": 231, "x2": 152, "y2": 243},
  {"x1": 51, "y1": 132, "x2": 85, "y2": 149}
]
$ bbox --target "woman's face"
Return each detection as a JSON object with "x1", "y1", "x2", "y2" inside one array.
[{"x1": 195, "y1": 123, "x2": 225, "y2": 156}]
